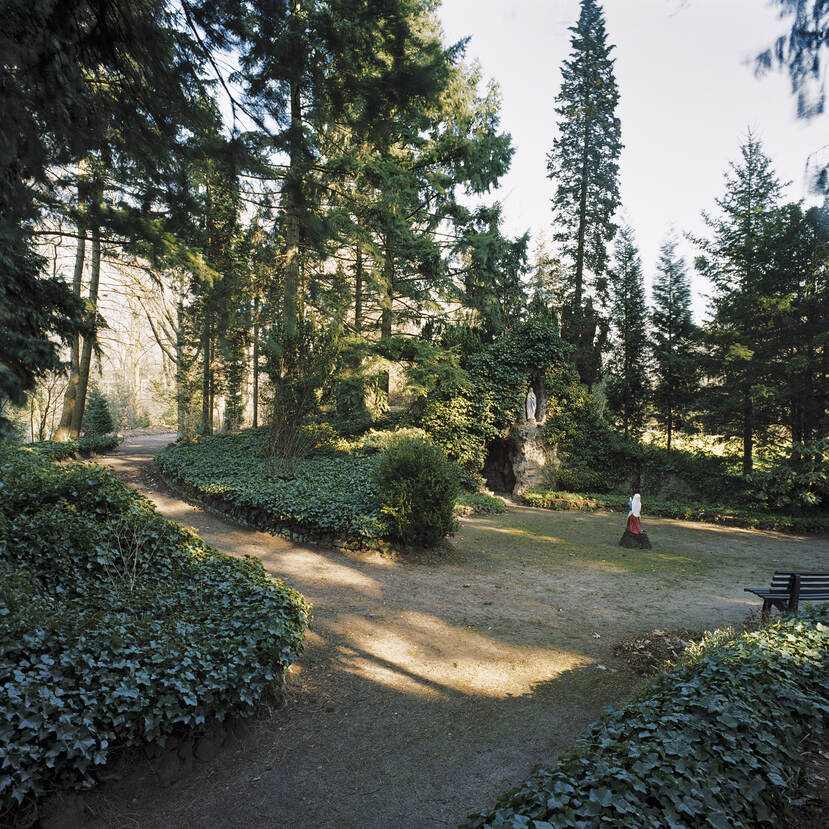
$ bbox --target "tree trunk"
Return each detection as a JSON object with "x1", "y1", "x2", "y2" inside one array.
[
  {"x1": 176, "y1": 299, "x2": 188, "y2": 436},
  {"x1": 252, "y1": 297, "x2": 260, "y2": 429},
  {"x1": 742, "y1": 389, "x2": 753, "y2": 475},
  {"x1": 69, "y1": 223, "x2": 100, "y2": 438},
  {"x1": 380, "y1": 239, "x2": 394, "y2": 396},
  {"x1": 55, "y1": 219, "x2": 86, "y2": 440},
  {"x1": 282, "y1": 21, "x2": 304, "y2": 344},
  {"x1": 201, "y1": 313, "x2": 212, "y2": 435},
  {"x1": 354, "y1": 243, "x2": 363, "y2": 334}
]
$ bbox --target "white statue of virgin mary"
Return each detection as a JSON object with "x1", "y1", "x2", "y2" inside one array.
[{"x1": 525, "y1": 387, "x2": 536, "y2": 421}]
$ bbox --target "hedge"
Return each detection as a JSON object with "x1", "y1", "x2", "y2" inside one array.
[
  {"x1": 461, "y1": 607, "x2": 829, "y2": 829},
  {"x1": 25, "y1": 434, "x2": 121, "y2": 461},
  {"x1": 154, "y1": 430, "x2": 387, "y2": 543},
  {"x1": 154, "y1": 428, "x2": 478, "y2": 547},
  {"x1": 0, "y1": 445, "x2": 310, "y2": 813},
  {"x1": 520, "y1": 489, "x2": 829, "y2": 534}
]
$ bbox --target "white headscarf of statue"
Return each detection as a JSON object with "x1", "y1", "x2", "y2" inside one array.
[{"x1": 629, "y1": 493, "x2": 641, "y2": 518}]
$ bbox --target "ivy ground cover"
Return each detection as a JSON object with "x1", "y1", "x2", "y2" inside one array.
[
  {"x1": 461, "y1": 607, "x2": 829, "y2": 829},
  {"x1": 0, "y1": 445, "x2": 310, "y2": 813},
  {"x1": 154, "y1": 429, "x2": 388, "y2": 542}
]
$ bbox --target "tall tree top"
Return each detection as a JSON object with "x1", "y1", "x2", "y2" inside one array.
[
  {"x1": 697, "y1": 132, "x2": 783, "y2": 294},
  {"x1": 547, "y1": 0, "x2": 622, "y2": 308}
]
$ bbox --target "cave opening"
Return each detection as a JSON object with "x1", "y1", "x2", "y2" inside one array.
[{"x1": 483, "y1": 438, "x2": 516, "y2": 493}]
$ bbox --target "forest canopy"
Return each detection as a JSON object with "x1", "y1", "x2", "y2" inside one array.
[{"x1": 1, "y1": 0, "x2": 827, "y2": 511}]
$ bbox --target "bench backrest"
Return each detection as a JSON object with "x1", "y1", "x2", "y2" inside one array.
[{"x1": 771, "y1": 571, "x2": 829, "y2": 592}]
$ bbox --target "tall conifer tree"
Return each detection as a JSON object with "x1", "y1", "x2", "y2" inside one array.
[
  {"x1": 606, "y1": 225, "x2": 650, "y2": 439},
  {"x1": 650, "y1": 236, "x2": 698, "y2": 451},
  {"x1": 547, "y1": 0, "x2": 622, "y2": 385},
  {"x1": 695, "y1": 134, "x2": 782, "y2": 474}
]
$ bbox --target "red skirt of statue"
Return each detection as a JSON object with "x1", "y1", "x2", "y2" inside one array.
[{"x1": 626, "y1": 514, "x2": 642, "y2": 535}]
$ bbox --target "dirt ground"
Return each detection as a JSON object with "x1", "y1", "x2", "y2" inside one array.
[{"x1": 81, "y1": 433, "x2": 829, "y2": 829}]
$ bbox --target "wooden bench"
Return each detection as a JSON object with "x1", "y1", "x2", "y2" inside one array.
[{"x1": 744, "y1": 571, "x2": 829, "y2": 622}]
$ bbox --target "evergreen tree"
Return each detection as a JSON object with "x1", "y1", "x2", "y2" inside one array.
[
  {"x1": 547, "y1": 0, "x2": 622, "y2": 385},
  {"x1": 606, "y1": 225, "x2": 650, "y2": 439},
  {"x1": 650, "y1": 235, "x2": 698, "y2": 451},
  {"x1": 527, "y1": 234, "x2": 567, "y2": 327},
  {"x1": 82, "y1": 385, "x2": 117, "y2": 436},
  {"x1": 694, "y1": 133, "x2": 782, "y2": 474},
  {"x1": 453, "y1": 204, "x2": 529, "y2": 342},
  {"x1": 758, "y1": 1, "x2": 829, "y2": 120},
  {"x1": 756, "y1": 202, "x2": 829, "y2": 443},
  {"x1": 1, "y1": 0, "x2": 222, "y2": 435}
]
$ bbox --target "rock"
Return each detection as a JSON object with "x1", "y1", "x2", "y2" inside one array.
[
  {"x1": 509, "y1": 423, "x2": 549, "y2": 496},
  {"x1": 41, "y1": 792, "x2": 86, "y2": 829}
]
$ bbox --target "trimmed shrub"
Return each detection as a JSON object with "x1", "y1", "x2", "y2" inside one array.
[
  {"x1": 373, "y1": 437, "x2": 460, "y2": 547},
  {"x1": 462, "y1": 607, "x2": 829, "y2": 829},
  {"x1": 0, "y1": 446, "x2": 310, "y2": 812}
]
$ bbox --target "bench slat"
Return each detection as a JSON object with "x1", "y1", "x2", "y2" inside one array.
[{"x1": 744, "y1": 571, "x2": 829, "y2": 622}]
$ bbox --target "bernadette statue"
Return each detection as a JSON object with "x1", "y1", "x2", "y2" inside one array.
[{"x1": 619, "y1": 493, "x2": 652, "y2": 549}]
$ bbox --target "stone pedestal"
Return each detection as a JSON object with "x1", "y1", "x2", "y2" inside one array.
[{"x1": 619, "y1": 529, "x2": 652, "y2": 549}]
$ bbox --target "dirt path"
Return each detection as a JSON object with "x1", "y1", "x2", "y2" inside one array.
[{"x1": 85, "y1": 434, "x2": 829, "y2": 829}]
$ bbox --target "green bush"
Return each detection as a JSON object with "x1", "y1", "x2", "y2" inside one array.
[
  {"x1": 746, "y1": 439, "x2": 829, "y2": 511},
  {"x1": 462, "y1": 607, "x2": 829, "y2": 829},
  {"x1": 81, "y1": 385, "x2": 117, "y2": 436},
  {"x1": 356, "y1": 426, "x2": 431, "y2": 454},
  {"x1": 0, "y1": 446, "x2": 310, "y2": 811},
  {"x1": 373, "y1": 437, "x2": 460, "y2": 547},
  {"x1": 454, "y1": 491, "x2": 507, "y2": 516},
  {"x1": 418, "y1": 320, "x2": 569, "y2": 473}
]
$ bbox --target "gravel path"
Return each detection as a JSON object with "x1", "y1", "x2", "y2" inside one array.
[{"x1": 83, "y1": 434, "x2": 829, "y2": 829}]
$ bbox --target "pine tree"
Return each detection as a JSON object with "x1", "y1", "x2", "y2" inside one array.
[
  {"x1": 606, "y1": 225, "x2": 650, "y2": 439},
  {"x1": 453, "y1": 204, "x2": 529, "y2": 342},
  {"x1": 547, "y1": 0, "x2": 622, "y2": 385},
  {"x1": 82, "y1": 385, "x2": 117, "y2": 436},
  {"x1": 527, "y1": 234, "x2": 567, "y2": 327},
  {"x1": 695, "y1": 133, "x2": 782, "y2": 474},
  {"x1": 650, "y1": 235, "x2": 698, "y2": 451},
  {"x1": 755, "y1": 202, "x2": 829, "y2": 444}
]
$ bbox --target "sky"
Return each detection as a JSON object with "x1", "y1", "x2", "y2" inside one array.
[{"x1": 437, "y1": 0, "x2": 828, "y2": 321}]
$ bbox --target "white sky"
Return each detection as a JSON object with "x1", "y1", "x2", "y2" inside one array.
[{"x1": 437, "y1": 0, "x2": 828, "y2": 320}]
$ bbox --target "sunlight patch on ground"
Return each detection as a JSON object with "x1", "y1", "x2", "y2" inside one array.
[
  {"x1": 259, "y1": 549, "x2": 384, "y2": 596},
  {"x1": 330, "y1": 611, "x2": 589, "y2": 699},
  {"x1": 472, "y1": 524, "x2": 568, "y2": 545}
]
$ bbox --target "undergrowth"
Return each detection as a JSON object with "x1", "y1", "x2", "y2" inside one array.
[
  {"x1": 462, "y1": 607, "x2": 829, "y2": 828},
  {"x1": 0, "y1": 445, "x2": 310, "y2": 815},
  {"x1": 520, "y1": 490, "x2": 829, "y2": 534}
]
